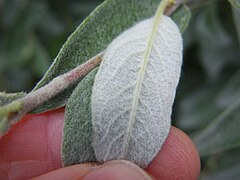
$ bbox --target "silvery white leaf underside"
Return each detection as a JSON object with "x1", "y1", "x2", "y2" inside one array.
[{"x1": 91, "y1": 15, "x2": 183, "y2": 168}]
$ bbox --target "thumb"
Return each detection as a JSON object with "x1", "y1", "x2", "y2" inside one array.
[
  {"x1": 83, "y1": 160, "x2": 153, "y2": 180},
  {"x1": 33, "y1": 160, "x2": 153, "y2": 180}
]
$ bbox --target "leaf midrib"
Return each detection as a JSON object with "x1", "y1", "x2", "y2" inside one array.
[{"x1": 121, "y1": 0, "x2": 171, "y2": 158}]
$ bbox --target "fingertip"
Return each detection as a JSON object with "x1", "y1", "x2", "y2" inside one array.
[
  {"x1": 34, "y1": 160, "x2": 154, "y2": 180},
  {"x1": 0, "y1": 108, "x2": 65, "y2": 179},
  {"x1": 83, "y1": 160, "x2": 153, "y2": 180},
  {"x1": 32, "y1": 163, "x2": 97, "y2": 180},
  {"x1": 147, "y1": 126, "x2": 200, "y2": 180}
]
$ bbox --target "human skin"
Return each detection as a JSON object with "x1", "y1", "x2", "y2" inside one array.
[{"x1": 0, "y1": 108, "x2": 200, "y2": 180}]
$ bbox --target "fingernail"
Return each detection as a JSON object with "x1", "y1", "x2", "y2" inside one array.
[{"x1": 83, "y1": 160, "x2": 153, "y2": 180}]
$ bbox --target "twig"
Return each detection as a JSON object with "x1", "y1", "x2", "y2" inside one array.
[{"x1": 2, "y1": 52, "x2": 103, "y2": 124}]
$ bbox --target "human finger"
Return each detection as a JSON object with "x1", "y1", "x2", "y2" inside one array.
[
  {"x1": 0, "y1": 109, "x2": 200, "y2": 179},
  {"x1": 147, "y1": 126, "x2": 201, "y2": 180},
  {"x1": 0, "y1": 108, "x2": 64, "y2": 179}
]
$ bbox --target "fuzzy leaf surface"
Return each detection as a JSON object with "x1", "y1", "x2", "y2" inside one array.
[
  {"x1": 61, "y1": 9, "x2": 190, "y2": 165},
  {"x1": 91, "y1": 16, "x2": 183, "y2": 168},
  {"x1": 32, "y1": 0, "x2": 190, "y2": 113},
  {"x1": 62, "y1": 68, "x2": 98, "y2": 166},
  {"x1": 0, "y1": 92, "x2": 26, "y2": 106}
]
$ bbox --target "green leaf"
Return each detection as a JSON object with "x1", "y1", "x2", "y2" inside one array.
[
  {"x1": 196, "y1": 2, "x2": 240, "y2": 80},
  {"x1": 193, "y1": 98, "x2": 240, "y2": 156},
  {"x1": 201, "y1": 149, "x2": 240, "y2": 180},
  {"x1": 0, "y1": 92, "x2": 26, "y2": 106},
  {"x1": 172, "y1": 5, "x2": 191, "y2": 33},
  {"x1": 177, "y1": 87, "x2": 223, "y2": 132},
  {"x1": 177, "y1": 69, "x2": 240, "y2": 132},
  {"x1": 0, "y1": 92, "x2": 26, "y2": 134},
  {"x1": 229, "y1": 0, "x2": 240, "y2": 9},
  {"x1": 216, "y1": 69, "x2": 240, "y2": 108},
  {"x1": 0, "y1": 99, "x2": 24, "y2": 134},
  {"x1": 62, "y1": 68, "x2": 98, "y2": 166},
  {"x1": 202, "y1": 163, "x2": 240, "y2": 180},
  {"x1": 32, "y1": 0, "x2": 191, "y2": 113},
  {"x1": 232, "y1": 7, "x2": 240, "y2": 45}
]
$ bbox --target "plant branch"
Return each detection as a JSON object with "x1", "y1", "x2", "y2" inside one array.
[
  {"x1": 0, "y1": 52, "x2": 103, "y2": 133},
  {"x1": 22, "y1": 51, "x2": 103, "y2": 114}
]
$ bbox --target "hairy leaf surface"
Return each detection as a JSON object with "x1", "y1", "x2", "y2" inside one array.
[
  {"x1": 0, "y1": 92, "x2": 25, "y2": 106},
  {"x1": 62, "y1": 68, "x2": 98, "y2": 166},
  {"x1": 91, "y1": 16, "x2": 183, "y2": 167}
]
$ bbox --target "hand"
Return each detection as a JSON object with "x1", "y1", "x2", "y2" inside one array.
[{"x1": 0, "y1": 108, "x2": 200, "y2": 180}]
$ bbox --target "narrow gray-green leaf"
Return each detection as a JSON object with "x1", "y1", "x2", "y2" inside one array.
[
  {"x1": 91, "y1": 15, "x2": 183, "y2": 168},
  {"x1": 193, "y1": 99, "x2": 240, "y2": 156},
  {"x1": 62, "y1": 68, "x2": 98, "y2": 166},
  {"x1": 177, "y1": 87, "x2": 222, "y2": 132},
  {"x1": 229, "y1": 0, "x2": 240, "y2": 9},
  {"x1": 195, "y1": 2, "x2": 238, "y2": 80},
  {"x1": 32, "y1": 0, "x2": 190, "y2": 113},
  {"x1": 201, "y1": 148, "x2": 240, "y2": 180},
  {"x1": 172, "y1": 5, "x2": 191, "y2": 33},
  {"x1": 0, "y1": 92, "x2": 26, "y2": 106},
  {"x1": 216, "y1": 69, "x2": 240, "y2": 108},
  {"x1": 202, "y1": 164, "x2": 240, "y2": 180},
  {"x1": 232, "y1": 7, "x2": 240, "y2": 45}
]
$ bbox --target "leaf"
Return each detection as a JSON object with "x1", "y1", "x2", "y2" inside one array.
[
  {"x1": 232, "y1": 6, "x2": 240, "y2": 45},
  {"x1": 177, "y1": 68, "x2": 240, "y2": 132},
  {"x1": 62, "y1": 7, "x2": 190, "y2": 165},
  {"x1": 193, "y1": 98, "x2": 240, "y2": 156},
  {"x1": 62, "y1": 68, "x2": 98, "y2": 166},
  {"x1": 216, "y1": 69, "x2": 240, "y2": 108},
  {"x1": 202, "y1": 164, "x2": 240, "y2": 180},
  {"x1": 32, "y1": 0, "x2": 191, "y2": 113},
  {"x1": 172, "y1": 5, "x2": 191, "y2": 33},
  {"x1": 0, "y1": 100, "x2": 24, "y2": 134},
  {"x1": 229, "y1": 0, "x2": 240, "y2": 9},
  {"x1": 196, "y1": 2, "x2": 240, "y2": 80},
  {"x1": 201, "y1": 149, "x2": 240, "y2": 180},
  {"x1": 177, "y1": 87, "x2": 223, "y2": 132},
  {"x1": 0, "y1": 92, "x2": 25, "y2": 134},
  {"x1": 0, "y1": 92, "x2": 26, "y2": 106},
  {"x1": 91, "y1": 14, "x2": 183, "y2": 168}
]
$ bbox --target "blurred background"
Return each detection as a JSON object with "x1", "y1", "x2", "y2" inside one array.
[{"x1": 0, "y1": 0, "x2": 240, "y2": 179}]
